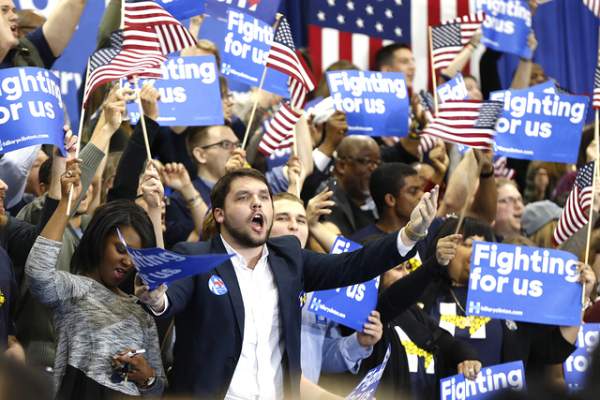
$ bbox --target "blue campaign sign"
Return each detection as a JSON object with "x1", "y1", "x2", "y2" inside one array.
[
  {"x1": 0, "y1": 68, "x2": 65, "y2": 155},
  {"x1": 346, "y1": 345, "x2": 391, "y2": 400},
  {"x1": 478, "y1": 0, "x2": 533, "y2": 59},
  {"x1": 466, "y1": 241, "x2": 583, "y2": 326},
  {"x1": 564, "y1": 324, "x2": 600, "y2": 391},
  {"x1": 204, "y1": 0, "x2": 281, "y2": 24},
  {"x1": 15, "y1": 1, "x2": 107, "y2": 129},
  {"x1": 489, "y1": 85, "x2": 589, "y2": 163},
  {"x1": 199, "y1": 11, "x2": 290, "y2": 97},
  {"x1": 326, "y1": 70, "x2": 410, "y2": 137},
  {"x1": 440, "y1": 361, "x2": 526, "y2": 400},
  {"x1": 307, "y1": 237, "x2": 379, "y2": 332},
  {"x1": 437, "y1": 73, "x2": 469, "y2": 103},
  {"x1": 155, "y1": 0, "x2": 205, "y2": 20},
  {"x1": 127, "y1": 55, "x2": 224, "y2": 126}
]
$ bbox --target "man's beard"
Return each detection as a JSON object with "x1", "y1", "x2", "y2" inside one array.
[{"x1": 223, "y1": 217, "x2": 271, "y2": 248}]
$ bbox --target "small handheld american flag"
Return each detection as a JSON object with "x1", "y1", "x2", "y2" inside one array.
[
  {"x1": 421, "y1": 100, "x2": 503, "y2": 149},
  {"x1": 583, "y1": 0, "x2": 600, "y2": 17},
  {"x1": 258, "y1": 102, "x2": 302, "y2": 156},
  {"x1": 593, "y1": 66, "x2": 600, "y2": 110},
  {"x1": 430, "y1": 12, "x2": 484, "y2": 72},
  {"x1": 553, "y1": 162, "x2": 595, "y2": 245},
  {"x1": 266, "y1": 17, "x2": 315, "y2": 109}
]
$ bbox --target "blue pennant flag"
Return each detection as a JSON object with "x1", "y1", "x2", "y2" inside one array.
[
  {"x1": 199, "y1": 11, "x2": 290, "y2": 97},
  {"x1": 118, "y1": 230, "x2": 231, "y2": 290},
  {"x1": 154, "y1": 0, "x2": 206, "y2": 20},
  {"x1": 127, "y1": 55, "x2": 224, "y2": 126},
  {"x1": 326, "y1": 70, "x2": 410, "y2": 137},
  {"x1": 308, "y1": 237, "x2": 379, "y2": 332},
  {"x1": 0, "y1": 68, "x2": 65, "y2": 155},
  {"x1": 564, "y1": 324, "x2": 600, "y2": 391},
  {"x1": 490, "y1": 82, "x2": 589, "y2": 163},
  {"x1": 440, "y1": 361, "x2": 526, "y2": 399},
  {"x1": 466, "y1": 241, "x2": 583, "y2": 326},
  {"x1": 478, "y1": 0, "x2": 533, "y2": 59},
  {"x1": 346, "y1": 345, "x2": 391, "y2": 400}
]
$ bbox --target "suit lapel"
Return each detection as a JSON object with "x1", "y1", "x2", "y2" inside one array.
[
  {"x1": 268, "y1": 252, "x2": 293, "y2": 346},
  {"x1": 212, "y1": 236, "x2": 245, "y2": 339}
]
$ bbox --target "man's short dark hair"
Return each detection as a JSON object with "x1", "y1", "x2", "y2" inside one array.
[
  {"x1": 369, "y1": 162, "x2": 418, "y2": 215},
  {"x1": 211, "y1": 169, "x2": 272, "y2": 212},
  {"x1": 374, "y1": 43, "x2": 411, "y2": 71},
  {"x1": 38, "y1": 156, "x2": 52, "y2": 186},
  {"x1": 185, "y1": 126, "x2": 213, "y2": 160}
]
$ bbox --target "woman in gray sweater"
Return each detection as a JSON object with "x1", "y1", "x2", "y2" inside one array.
[{"x1": 25, "y1": 159, "x2": 166, "y2": 399}]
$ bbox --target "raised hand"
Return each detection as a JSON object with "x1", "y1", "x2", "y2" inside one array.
[
  {"x1": 134, "y1": 274, "x2": 167, "y2": 313},
  {"x1": 357, "y1": 310, "x2": 383, "y2": 347},
  {"x1": 406, "y1": 185, "x2": 439, "y2": 239},
  {"x1": 140, "y1": 162, "x2": 164, "y2": 210},
  {"x1": 225, "y1": 148, "x2": 247, "y2": 173},
  {"x1": 436, "y1": 234, "x2": 462, "y2": 266},
  {"x1": 160, "y1": 162, "x2": 192, "y2": 193},
  {"x1": 61, "y1": 158, "x2": 82, "y2": 210},
  {"x1": 139, "y1": 81, "x2": 161, "y2": 121},
  {"x1": 103, "y1": 85, "x2": 134, "y2": 132},
  {"x1": 306, "y1": 189, "x2": 335, "y2": 228},
  {"x1": 457, "y1": 360, "x2": 482, "y2": 381}
]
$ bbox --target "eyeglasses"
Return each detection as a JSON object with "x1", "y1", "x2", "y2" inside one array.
[
  {"x1": 340, "y1": 156, "x2": 381, "y2": 168},
  {"x1": 201, "y1": 140, "x2": 240, "y2": 150}
]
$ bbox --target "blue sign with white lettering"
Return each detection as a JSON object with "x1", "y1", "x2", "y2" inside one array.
[
  {"x1": 0, "y1": 68, "x2": 65, "y2": 155},
  {"x1": 466, "y1": 241, "x2": 583, "y2": 326},
  {"x1": 204, "y1": 0, "x2": 281, "y2": 24},
  {"x1": 127, "y1": 246, "x2": 232, "y2": 290},
  {"x1": 199, "y1": 11, "x2": 290, "y2": 97},
  {"x1": 155, "y1": 0, "x2": 205, "y2": 20},
  {"x1": 346, "y1": 345, "x2": 391, "y2": 400},
  {"x1": 440, "y1": 361, "x2": 526, "y2": 400},
  {"x1": 437, "y1": 73, "x2": 469, "y2": 103},
  {"x1": 564, "y1": 324, "x2": 600, "y2": 391},
  {"x1": 127, "y1": 55, "x2": 224, "y2": 126},
  {"x1": 326, "y1": 70, "x2": 409, "y2": 137},
  {"x1": 479, "y1": 0, "x2": 533, "y2": 59},
  {"x1": 490, "y1": 84, "x2": 589, "y2": 163},
  {"x1": 308, "y1": 237, "x2": 379, "y2": 332}
]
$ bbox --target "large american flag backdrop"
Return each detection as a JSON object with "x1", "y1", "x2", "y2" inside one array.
[{"x1": 306, "y1": 0, "x2": 484, "y2": 91}]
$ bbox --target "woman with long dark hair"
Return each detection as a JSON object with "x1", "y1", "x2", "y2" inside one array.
[{"x1": 25, "y1": 159, "x2": 166, "y2": 399}]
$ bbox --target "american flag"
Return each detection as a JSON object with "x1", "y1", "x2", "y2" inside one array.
[
  {"x1": 266, "y1": 17, "x2": 315, "y2": 109},
  {"x1": 493, "y1": 156, "x2": 516, "y2": 180},
  {"x1": 553, "y1": 162, "x2": 595, "y2": 245},
  {"x1": 583, "y1": 0, "x2": 600, "y2": 17},
  {"x1": 430, "y1": 12, "x2": 484, "y2": 72},
  {"x1": 421, "y1": 100, "x2": 503, "y2": 149},
  {"x1": 307, "y1": 0, "x2": 484, "y2": 91},
  {"x1": 594, "y1": 66, "x2": 600, "y2": 109},
  {"x1": 258, "y1": 102, "x2": 303, "y2": 156},
  {"x1": 83, "y1": 0, "x2": 196, "y2": 105},
  {"x1": 416, "y1": 90, "x2": 440, "y2": 156}
]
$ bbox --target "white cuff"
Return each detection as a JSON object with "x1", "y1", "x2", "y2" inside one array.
[
  {"x1": 396, "y1": 228, "x2": 415, "y2": 256},
  {"x1": 149, "y1": 294, "x2": 169, "y2": 316}
]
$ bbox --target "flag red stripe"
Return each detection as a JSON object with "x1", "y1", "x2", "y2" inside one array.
[{"x1": 339, "y1": 31, "x2": 353, "y2": 63}]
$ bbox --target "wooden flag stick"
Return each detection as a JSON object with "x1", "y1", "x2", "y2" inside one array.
[
  {"x1": 428, "y1": 27, "x2": 439, "y2": 116},
  {"x1": 241, "y1": 13, "x2": 283, "y2": 149},
  {"x1": 133, "y1": 76, "x2": 153, "y2": 161},
  {"x1": 66, "y1": 59, "x2": 91, "y2": 216}
]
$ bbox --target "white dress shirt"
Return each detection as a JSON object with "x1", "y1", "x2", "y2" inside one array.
[{"x1": 222, "y1": 237, "x2": 284, "y2": 400}]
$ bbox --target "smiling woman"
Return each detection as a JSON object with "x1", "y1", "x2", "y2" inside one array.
[{"x1": 24, "y1": 160, "x2": 166, "y2": 399}]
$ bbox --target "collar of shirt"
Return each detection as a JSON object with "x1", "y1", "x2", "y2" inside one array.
[{"x1": 220, "y1": 234, "x2": 269, "y2": 270}]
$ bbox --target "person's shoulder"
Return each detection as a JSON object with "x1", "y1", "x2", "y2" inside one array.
[
  {"x1": 268, "y1": 235, "x2": 302, "y2": 251},
  {"x1": 172, "y1": 240, "x2": 212, "y2": 255}
]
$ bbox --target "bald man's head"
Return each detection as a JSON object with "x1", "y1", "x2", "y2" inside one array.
[{"x1": 335, "y1": 136, "x2": 381, "y2": 203}]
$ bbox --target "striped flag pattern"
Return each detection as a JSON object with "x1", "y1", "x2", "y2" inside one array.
[
  {"x1": 583, "y1": 0, "x2": 600, "y2": 17},
  {"x1": 594, "y1": 65, "x2": 600, "y2": 109},
  {"x1": 258, "y1": 102, "x2": 303, "y2": 156},
  {"x1": 266, "y1": 17, "x2": 315, "y2": 108},
  {"x1": 553, "y1": 162, "x2": 595, "y2": 245},
  {"x1": 416, "y1": 90, "x2": 440, "y2": 156},
  {"x1": 431, "y1": 12, "x2": 484, "y2": 72},
  {"x1": 421, "y1": 100, "x2": 503, "y2": 149},
  {"x1": 83, "y1": 0, "x2": 195, "y2": 105}
]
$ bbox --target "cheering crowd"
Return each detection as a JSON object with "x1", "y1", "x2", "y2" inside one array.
[{"x1": 1, "y1": 0, "x2": 600, "y2": 399}]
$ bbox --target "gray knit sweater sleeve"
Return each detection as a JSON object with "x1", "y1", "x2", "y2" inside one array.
[{"x1": 25, "y1": 236, "x2": 91, "y2": 306}]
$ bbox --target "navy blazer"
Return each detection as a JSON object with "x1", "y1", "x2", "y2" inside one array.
[{"x1": 162, "y1": 232, "x2": 415, "y2": 398}]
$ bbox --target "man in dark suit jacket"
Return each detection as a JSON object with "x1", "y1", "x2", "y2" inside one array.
[{"x1": 137, "y1": 168, "x2": 438, "y2": 399}]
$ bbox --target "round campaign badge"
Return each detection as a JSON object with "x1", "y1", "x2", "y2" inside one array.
[{"x1": 208, "y1": 275, "x2": 228, "y2": 296}]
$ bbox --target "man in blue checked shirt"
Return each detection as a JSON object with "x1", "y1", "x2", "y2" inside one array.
[{"x1": 269, "y1": 192, "x2": 382, "y2": 383}]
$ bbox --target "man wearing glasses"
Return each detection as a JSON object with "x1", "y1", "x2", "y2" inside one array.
[
  {"x1": 165, "y1": 125, "x2": 241, "y2": 248},
  {"x1": 320, "y1": 135, "x2": 381, "y2": 237}
]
